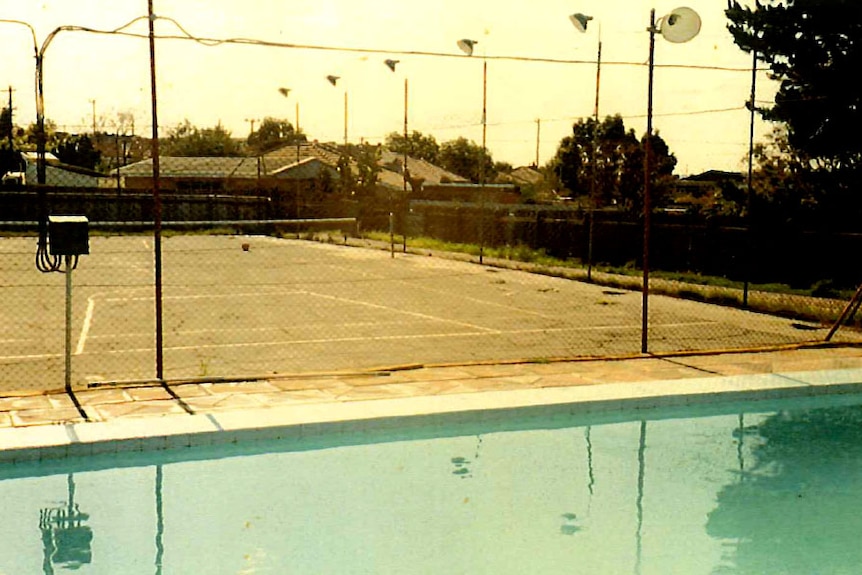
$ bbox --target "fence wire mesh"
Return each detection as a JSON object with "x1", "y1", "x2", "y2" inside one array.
[{"x1": 2, "y1": 154, "x2": 862, "y2": 394}]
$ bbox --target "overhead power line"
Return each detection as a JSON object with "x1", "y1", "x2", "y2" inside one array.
[{"x1": 56, "y1": 15, "x2": 764, "y2": 74}]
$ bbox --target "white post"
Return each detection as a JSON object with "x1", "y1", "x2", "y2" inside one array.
[{"x1": 65, "y1": 255, "x2": 73, "y2": 391}]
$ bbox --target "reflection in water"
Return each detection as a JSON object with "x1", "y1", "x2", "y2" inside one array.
[
  {"x1": 451, "y1": 435, "x2": 483, "y2": 478},
  {"x1": 155, "y1": 466, "x2": 164, "y2": 575},
  {"x1": 585, "y1": 426, "x2": 594, "y2": 498},
  {"x1": 560, "y1": 512, "x2": 581, "y2": 535},
  {"x1": 6, "y1": 397, "x2": 862, "y2": 574},
  {"x1": 39, "y1": 474, "x2": 93, "y2": 574},
  {"x1": 707, "y1": 404, "x2": 862, "y2": 574},
  {"x1": 635, "y1": 421, "x2": 646, "y2": 575}
]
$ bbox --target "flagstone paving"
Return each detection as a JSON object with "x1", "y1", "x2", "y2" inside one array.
[{"x1": 2, "y1": 343, "x2": 862, "y2": 430}]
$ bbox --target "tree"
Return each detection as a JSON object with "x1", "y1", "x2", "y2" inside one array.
[
  {"x1": 726, "y1": 0, "x2": 862, "y2": 171},
  {"x1": 384, "y1": 130, "x2": 440, "y2": 163},
  {"x1": 438, "y1": 137, "x2": 496, "y2": 183},
  {"x1": 161, "y1": 120, "x2": 241, "y2": 156},
  {"x1": 0, "y1": 107, "x2": 21, "y2": 176},
  {"x1": 246, "y1": 117, "x2": 306, "y2": 154},
  {"x1": 336, "y1": 153, "x2": 355, "y2": 196},
  {"x1": 22, "y1": 119, "x2": 61, "y2": 151},
  {"x1": 354, "y1": 143, "x2": 382, "y2": 195},
  {"x1": 707, "y1": 403, "x2": 862, "y2": 573},
  {"x1": 0, "y1": 107, "x2": 12, "y2": 146},
  {"x1": 53, "y1": 134, "x2": 101, "y2": 171},
  {"x1": 547, "y1": 114, "x2": 677, "y2": 213}
]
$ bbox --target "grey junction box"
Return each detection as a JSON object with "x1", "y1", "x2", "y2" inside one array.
[{"x1": 48, "y1": 215, "x2": 89, "y2": 256}]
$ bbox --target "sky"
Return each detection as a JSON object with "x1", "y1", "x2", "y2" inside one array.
[{"x1": 0, "y1": 0, "x2": 777, "y2": 176}]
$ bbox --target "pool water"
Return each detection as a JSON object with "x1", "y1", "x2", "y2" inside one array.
[{"x1": 2, "y1": 394, "x2": 862, "y2": 574}]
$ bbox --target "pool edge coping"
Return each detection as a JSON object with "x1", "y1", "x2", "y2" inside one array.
[{"x1": 3, "y1": 365, "x2": 862, "y2": 465}]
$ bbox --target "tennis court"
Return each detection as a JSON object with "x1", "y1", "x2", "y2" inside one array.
[{"x1": 1, "y1": 234, "x2": 855, "y2": 393}]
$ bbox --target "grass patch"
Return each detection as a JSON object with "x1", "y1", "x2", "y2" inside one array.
[{"x1": 356, "y1": 231, "x2": 856, "y2": 324}]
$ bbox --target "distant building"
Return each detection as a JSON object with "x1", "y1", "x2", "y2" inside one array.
[
  {"x1": 669, "y1": 169, "x2": 745, "y2": 212},
  {"x1": 21, "y1": 152, "x2": 106, "y2": 187},
  {"x1": 119, "y1": 156, "x2": 269, "y2": 193},
  {"x1": 117, "y1": 141, "x2": 522, "y2": 204}
]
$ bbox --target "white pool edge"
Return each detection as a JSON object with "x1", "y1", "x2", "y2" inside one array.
[{"x1": 3, "y1": 367, "x2": 862, "y2": 465}]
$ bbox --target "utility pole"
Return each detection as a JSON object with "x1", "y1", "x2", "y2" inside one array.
[
  {"x1": 535, "y1": 118, "x2": 540, "y2": 167},
  {"x1": 6, "y1": 86, "x2": 14, "y2": 150},
  {"x1": 89, "y1": 99, "x2": 96, "y2": 134}
]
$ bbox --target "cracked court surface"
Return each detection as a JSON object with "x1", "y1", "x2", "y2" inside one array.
[{"x1": 2, "y1": 234, "x2": 857, "y2": 393}]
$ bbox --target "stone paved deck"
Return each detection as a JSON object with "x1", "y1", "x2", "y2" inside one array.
[{"x1": 3, "y1": 343, "x2": 862, "y2": 429}]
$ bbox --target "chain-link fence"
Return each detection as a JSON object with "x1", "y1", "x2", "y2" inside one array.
[
  {"x1": 5, "y1": 153, "x2": 858, "y2": 396},
  {"x1": 2, "y1": 154, "x2": 861, "y2": 394}
]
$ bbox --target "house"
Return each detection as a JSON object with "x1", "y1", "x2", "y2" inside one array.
[
  {"x1": 117, "y1": 141, "x2": 514, "y2": 204},
  {"x1": 506, "y1": 166, "x2": 544, "y2": 187},
  {"x1": 261, "y1": 141, "x2": 343, "y2": 173},
  {"x1": 269, "y1": 156, "x2": 340, "y2": 182},
  {"x1": 669, "y1": 170, "x2": 745, "y2": 212},
  {"x1": 376, "y1": 149, "x2": 469, "y2": 193},
  {"x1": 118, "y1": 156, "x2": 267, "y2": 193},
  {"x1": 498, "y1": 166, "x2": 548, "y2": 203},
  {"x1": 21, "y1": 152, "x2": 107, "y2": 188},
  {"x1": 264, "y1": 142, "x2": 471, "y2": 199}
]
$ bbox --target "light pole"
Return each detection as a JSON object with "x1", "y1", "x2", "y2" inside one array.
[
  {"x1": 384, "y1": 58, "x2": 408, "y2": 257},
  {"x1": 278, "y1": 86, "x2": 302, "y2": 163},
  {"x1": 0, "y1": 20, "x2": 73, "y2": 271},
  {"x1": 457, "y1": 38, "x2": 488, "y2": 264},
  {"x1": 147, "y1": 2, "x2": 165, "y2": 380},
  {"x1": 743, "y1": 39, "x2": 758, "y2": 308},
  {"x1": 277, "y1": 87, "x2": 303, "y2": 221},
  {"x1": 0, "y1": 20, "x2": 42, "y2": 179},
  {"x1": 570, "y1": 12, "x2": 601, "y2": 281},
  {"x1": 642, "y1": 6, "x2": 701, "y2": 353},
  {"x1": 326, "y1": 74, "x2": 348, "y2": 148},
  {"x1": 0, "y1": 17, "x2": 164, "y2": 273}
]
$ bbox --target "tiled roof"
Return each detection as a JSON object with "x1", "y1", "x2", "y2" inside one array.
[
  {"x1": 263, "y1": 143, "x2": 469, "y2": 189},
  {"x1": 270, "y1": 157, "x2": 340, "y2": 180},
  {"x1": 506, "y1": 166, "x2": 544, "y2": 186},
  {"x1": 377, "y1": 169, "x2": 410, "y2": 191},
  {"x1": 119, "y1": 156, "x2": 263, "y2": 179},
  {"x1": 262, "y1": 142, "x2": 344, "y2": 174},
  {"x1": 378, "y1": 149, "x2": 469, "y2": 185},
  {"x1": 118, "y1": 142, "x2": 471, "y2": 188}
]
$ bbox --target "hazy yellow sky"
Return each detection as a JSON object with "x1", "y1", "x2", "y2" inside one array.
[{"x1": 0, "y1": 0, "x2": 776, "y2": 175}]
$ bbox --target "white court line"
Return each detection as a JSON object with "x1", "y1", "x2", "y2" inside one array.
[
  {"x1": 301, "y1": 290, "x2": 498, "y2": 333},
  {"x1": 80, "y1": 319, "x2": 431, "y2": 340},
  {"x1": 74, "y1": 296, "x2": 96, "y2": 355},
  {"x1": 394, "y1": 277, "x2": 574, "y2": 321},
  {"x1": 79, "y1": 321, "x2": 722, "y2": 356},
  {"x1": 102, "y1": 290, "x2": 304, "y2": 303},
  {"x1": 1, "y1": 352, "x2": 63, "y2": 361}
]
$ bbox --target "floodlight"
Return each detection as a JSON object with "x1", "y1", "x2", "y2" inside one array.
[
  {"x1": 277, "y1": 87, "x2": 290, "y2": 97},
  {"x1": 384, "y1": 59, "x2": 399, "y2": 72},
  {"x1": 658, "y1": 6, "x2": 701, "y2": 43},
  {"x1": 569, "y1": 13, "x2": 593, "y2": 33},
  {"x1": 457, "y1": 39, "x2": 477, "y2": 56},
  {"x1": 326, "y1": 75, "x2": 340, "y2": 86},
  {"x1": 641, "y1": 6, "x2": 701, "y2": 353}
]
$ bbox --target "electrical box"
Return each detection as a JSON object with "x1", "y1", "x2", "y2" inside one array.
[{"x1": 48, "y1": 215, "x2": 89, "y2": 256}]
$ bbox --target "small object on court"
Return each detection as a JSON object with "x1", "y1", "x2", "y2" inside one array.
[{"x1": 241, "y1": 243, "x2": 250, "y2": 252}]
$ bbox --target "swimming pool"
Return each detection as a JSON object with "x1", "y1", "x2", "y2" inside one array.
[{"x1": 1, "y1": 388, "x2": 861, "y2": 574}]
